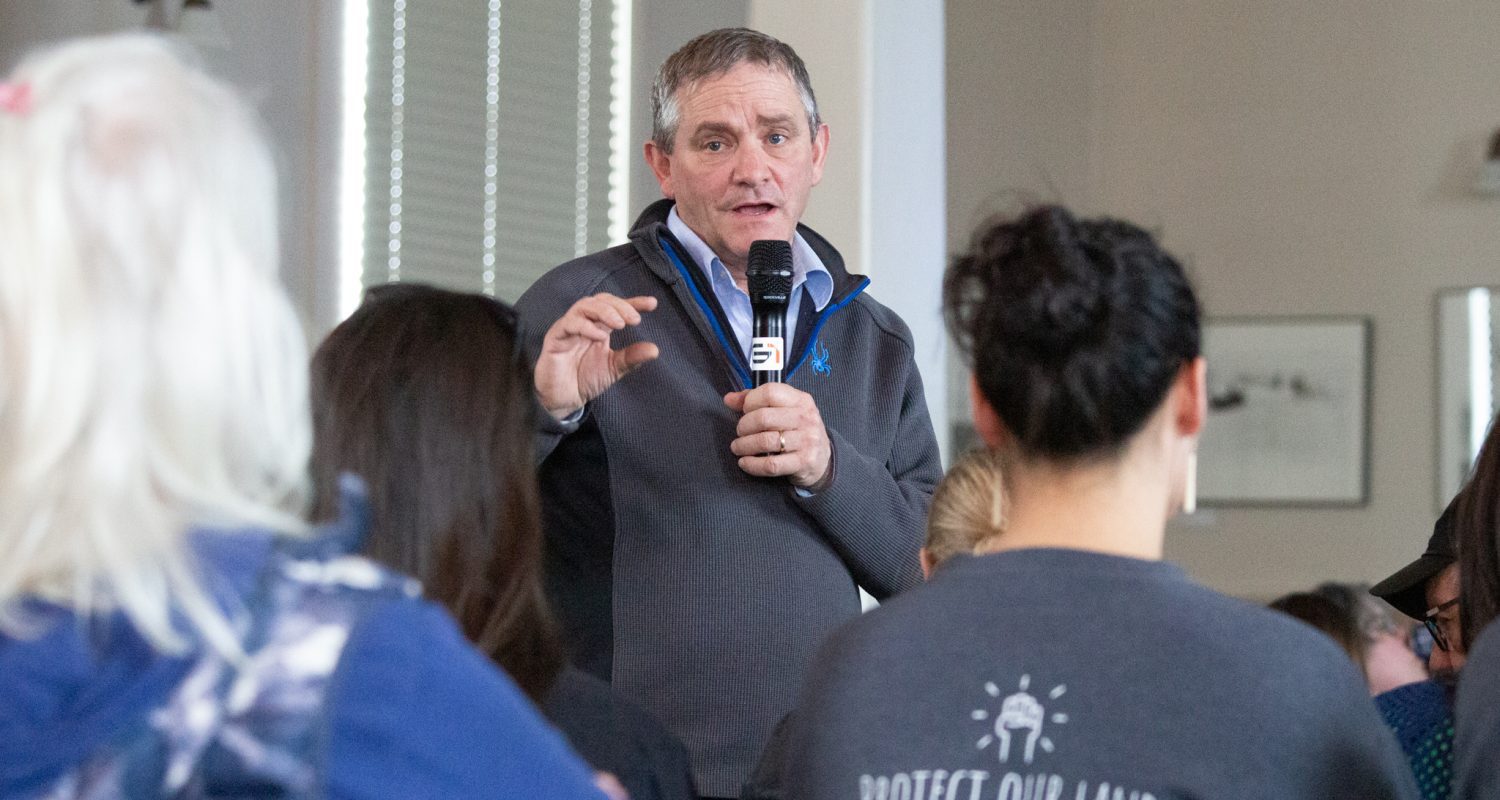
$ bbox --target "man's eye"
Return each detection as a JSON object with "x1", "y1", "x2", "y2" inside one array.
[
  {"x1": 705, "y1": 141, "x2": 724, "y2": 152},
  {"x1": 768, "y1": 133, "x2": 787, "y2": 145}
]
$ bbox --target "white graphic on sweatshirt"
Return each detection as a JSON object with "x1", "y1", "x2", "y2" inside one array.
[{"x1": 970, "y1": 674, "x2": 1069, "y2": 765}]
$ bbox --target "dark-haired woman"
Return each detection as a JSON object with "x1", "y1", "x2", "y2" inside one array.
[
  {"x1": 310, "y1": 284, "x2": 697, "y2": 800},
  {"x1": 774, "y1": 206, "x2": 1414, "y2": 798}
]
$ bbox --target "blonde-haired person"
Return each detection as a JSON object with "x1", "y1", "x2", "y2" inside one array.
[
  {"x1": 921, "y1": 447, "x2": 1008, "y2": 578},
  {"x1": 0, "y1": 35, "x2": 601, "y2": 799}
]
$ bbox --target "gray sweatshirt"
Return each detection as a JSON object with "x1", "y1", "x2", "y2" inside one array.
[{"x1": 780, "y1": 548, "x2": 1418, "y2": 800}]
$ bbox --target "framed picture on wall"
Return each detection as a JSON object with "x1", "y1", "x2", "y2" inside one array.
[{"x1": 1197, "y1": 317, "x2": 1371, "y2": 506}]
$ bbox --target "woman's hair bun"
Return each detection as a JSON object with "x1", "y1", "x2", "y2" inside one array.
[
  {"x1": 1001, "y1": 206, "x2": 1113, "y2": 357},
  {"x1": 944, "y1": 204, "x2": 1200, "y2": 460}
]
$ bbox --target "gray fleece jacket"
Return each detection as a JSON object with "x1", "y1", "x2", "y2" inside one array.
[{"x1": 516, "y1": 199, "x2": 942, "y2": 797}]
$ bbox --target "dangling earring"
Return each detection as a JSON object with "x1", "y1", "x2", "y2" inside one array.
[{"x1": 1182, "y1": 451, "x2": 1198, "y2": 514}]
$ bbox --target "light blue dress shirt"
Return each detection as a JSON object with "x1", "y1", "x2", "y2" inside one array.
[{"x1": 666, "y1": 207, "x2": 833, "y2": 362}]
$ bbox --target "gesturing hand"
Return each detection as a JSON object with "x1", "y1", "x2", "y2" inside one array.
[
  {"x1": 535, "y1": 293, "x2": 659, "y2": 420},
  {"x1": 725, "y1": 383, "x2": 833, "y2": 489}
]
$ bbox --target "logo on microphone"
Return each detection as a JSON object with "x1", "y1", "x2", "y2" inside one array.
[{"x1": 750, "y1": 337, "x2": 784, "y2": 371}]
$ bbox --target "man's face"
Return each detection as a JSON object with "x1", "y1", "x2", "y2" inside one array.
[
  {"x1": 645, "y1": 62, "x2": 829, "y2": 274},
  {"x1": 1425, "y1": 563, "x2": 1465, "y2": 677}
]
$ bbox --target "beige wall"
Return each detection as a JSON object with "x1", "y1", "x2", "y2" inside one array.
[
  {"x1": 945, "y1": 0, "x2": 1097, "y2": 434},
  {"x1": 754, "y1": 0, "x2": 951, "y2": 464},
  {"x1": 948, "y1": 0, "x2": 1500, "y2": 598},
  {"x1": 630, "y1": 1, "x2": 748, "y2": 216},
  {"x1": 0, "y1": 0, "x2": 343, "y2": 334},
  {"x1": 750, "y1": 0, "x2": 869, "y2": 274}
]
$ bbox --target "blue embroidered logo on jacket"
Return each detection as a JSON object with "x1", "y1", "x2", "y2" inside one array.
[{"x1": 811, "y1": 340, "x2": 832, "y2": 376}]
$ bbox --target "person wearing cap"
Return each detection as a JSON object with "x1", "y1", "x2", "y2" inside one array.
[
  {"x1": 1368, "y1": 496, "x2": 1464, "y2": 800},
  {"x1": 1371, "y1": 495, "x2": 1465, "y2": 679},
  {"x1": 1451, "y1": 417, "x2": 1500, "y2": 798}
]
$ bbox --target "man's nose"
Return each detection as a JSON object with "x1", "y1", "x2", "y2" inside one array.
[{"x1": 732, "y1": 140, "x2": 772, "y2": 184}]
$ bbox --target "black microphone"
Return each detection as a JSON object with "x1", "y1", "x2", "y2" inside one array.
[{"x1": 747, "y1": 240, "x2": 794, "y2": 387}]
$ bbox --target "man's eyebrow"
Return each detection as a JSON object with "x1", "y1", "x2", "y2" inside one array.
[
  {"x1": 689, "y1": 122, "x2": 735, "y2": 139},
  {"x1": 757, "y1": 112, "x2": 798, "y2": 128}
]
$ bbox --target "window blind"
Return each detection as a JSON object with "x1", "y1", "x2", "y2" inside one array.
[{"x1": 361, "y1": 0, "x2": 624, "y2": 302}]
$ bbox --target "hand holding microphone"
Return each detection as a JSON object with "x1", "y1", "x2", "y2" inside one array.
[{"x1": 727, "y1": 240, "x2": 832, "y2": 490}]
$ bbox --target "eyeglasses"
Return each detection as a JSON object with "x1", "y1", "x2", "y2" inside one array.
[{"x1": 1424, "y1": 597, "x2": 1460, "y2": 652}]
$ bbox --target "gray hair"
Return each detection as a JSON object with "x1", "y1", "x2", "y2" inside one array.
[
  {"x1": 0, "y1": 34, "x2": 311, "y2": 659},
  {"x1": 650, "y1": 28, "x2": 820, "y2": 154}
]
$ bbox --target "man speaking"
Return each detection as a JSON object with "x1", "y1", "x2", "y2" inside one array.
[{"x1": 516, "y1": 28, "x2": 942, "y2": 798}]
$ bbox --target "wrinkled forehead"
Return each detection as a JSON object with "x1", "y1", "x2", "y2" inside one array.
[{"x1": 675, "y1": 61, "x2": 806, "y2": 115}]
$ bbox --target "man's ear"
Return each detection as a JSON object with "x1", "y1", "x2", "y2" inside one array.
[
  {"x1": 809, "y1": 122, "x2": 830, "y2": 186},
  {"x1": 969, "y1": 375, "x2": 1007, "y2": 448},
  {"x1": 644, "y1": 140, "x2": 674, "y2": 199}
]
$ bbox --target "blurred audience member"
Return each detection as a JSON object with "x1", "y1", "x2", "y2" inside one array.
[
  {"x1": 921, "y1": 447, "x2": 1009, "y2": 577},
  {"x1": 1314, "y1": 583, "x2": 1427, "y2": 695},
  {"x1": 1452, "y1": 419, "x2": 1500, "y2": 799},
  {"x1": 1273, "y1": 584, "x2": 1447, "y2": 800},
  {"x1": 1373, "y1": 498, "x2": 1464, "y2": 682},
  {"x1": 0, "y1": 35, "x2": 600, "y2": 799},
  {"x1": 1270, "y1": 591, "x2": 1367, "y2": 665},
  {"x1": 775, "y1": 206, "x2": 1416, "y2": 799},
  {"x1": 310, "y1": 283, "x2": 697, "y2": 800},
  {"x1": 1271, "y1": 583, "x2": 1428, "y2": 695}
]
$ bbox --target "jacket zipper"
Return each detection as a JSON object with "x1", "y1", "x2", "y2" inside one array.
[{"x1": 658, "y1": 237, "x2": 868, "y2": 389}]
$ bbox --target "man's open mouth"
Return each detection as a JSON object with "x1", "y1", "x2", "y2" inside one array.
[{"x1": 731, "y1": 203, "x2": 777, "y2": 216}]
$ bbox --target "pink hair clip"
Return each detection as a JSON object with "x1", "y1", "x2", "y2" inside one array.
[{"x1": 0, "y1": 82, "x2": 32, "y2": 115}]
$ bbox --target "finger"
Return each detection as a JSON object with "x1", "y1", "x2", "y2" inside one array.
[
  {"x1": 587, "y1": 293, "x2": 656, "y2": 326},
  {"x1": 552, "y1": 314, "x2": 614, "y2": 344},
  {"x1": 594, "y1": 773, "x2": 629, "y2": 800},
  {"x1": 735, "y1": 407, "x2": 802, "y2": 438},
  {"x1": 723, "y1": 390, "x2": 749, "y2": 412},
  {"x1": 575, "y1": 297, "x2": 630, "y2": 330},
  {"x1": 739, "y1": 382, "x2": 810, "y2": 414},
  {"x1": 612, "y1": 341, "x2": 660, "y2": 376},
  {"x1": 623, "y1": 295, "x2": 658, "y2": 313},
  {"x1": 738, "y1": 453, "x2": 798, "y2": 478},
  {"x1": 729, "y1": 429, "x2": 789, "y2": 458},
  {"x1": 590, "y1": 293, "x2": 654, "y2": 327}
]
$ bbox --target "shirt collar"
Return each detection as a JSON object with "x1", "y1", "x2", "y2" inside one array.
[{"x1": 665, "y1": 206, "x2": 833, "y2": 312}]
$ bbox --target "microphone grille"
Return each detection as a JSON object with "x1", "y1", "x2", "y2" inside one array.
[{"x1": 747, "y1": 239, "x2": 794, "y2": 304}]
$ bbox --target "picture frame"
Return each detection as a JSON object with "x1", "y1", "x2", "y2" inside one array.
[{"x1": 1197, "y1": 317, "x2": 1371, "y2": 506}]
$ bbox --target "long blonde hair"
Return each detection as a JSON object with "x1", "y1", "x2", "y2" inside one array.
[
  {"x1": 0, "y1": 35, "x2": 311, "y2": 655},
  {"x1": 925, "y1": 447, "x2": 1008, "y2": 568}
]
